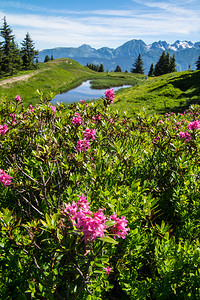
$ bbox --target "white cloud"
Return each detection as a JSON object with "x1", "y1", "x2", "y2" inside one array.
[{"x1": 0, "y1": 0, "x2": 200, "y2": 50}]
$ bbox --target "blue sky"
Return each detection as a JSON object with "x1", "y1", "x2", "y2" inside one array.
[{"x1": 0, "y1": 0, "x2": 200, "y2": 50}]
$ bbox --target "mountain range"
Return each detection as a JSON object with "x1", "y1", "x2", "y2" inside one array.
[{"x1": 38, "y1": 39, "x2": 200, "y2": 74}]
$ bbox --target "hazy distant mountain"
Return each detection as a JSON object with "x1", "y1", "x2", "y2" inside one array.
[{"x1": 38, "y1": 39, "x2": 200, "y2": 74}]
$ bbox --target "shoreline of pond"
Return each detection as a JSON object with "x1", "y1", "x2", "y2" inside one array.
[{"x1": 51, "y1": 80, "x2": 132, "y2": 104}]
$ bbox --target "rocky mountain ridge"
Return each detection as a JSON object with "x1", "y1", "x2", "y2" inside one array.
[{"x1": 38, "y1": 39, "x2": 200, "y2": 73}]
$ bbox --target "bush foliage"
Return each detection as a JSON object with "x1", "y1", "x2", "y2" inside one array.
[{"x1": 1, "y1": 91, "x2": 200, "y2": 299}]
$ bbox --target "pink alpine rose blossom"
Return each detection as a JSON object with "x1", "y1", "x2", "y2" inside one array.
[
  {"x1": 179, "y1": 131, "x2": 191, "y2": 142},
  {"x1": 64, "y1": 196, "x2": 106, "y2": 243},
  {"x1": 92, "y1": 115, "x2": 101, "y2": 123},
  {"x1": 28, "y1": 105, "x2": 34, "y2": 114},
  {"x1": 0, "y1": 124, "x2": 8, "y2": 135},
  {"x1": 104, "y1": 89, "x2": 115, "y2": 104},
  {"x1": 50, "y1": 105, "x2": 56, "y2": 113},
  {"x1": 76, "y1": 138, "x2": 90, "y2": 152},
  {"x1": 0, "y1": 169, "x2": 12, "y2": 186},
  {"x1": 188, "y1": 120, "x2": 200, "y2": 130},
  {"x1": 109, "y1": 213, "x2": 130, "y2": 239},
  {"x1": 72, "y1": 114, "x2": 83, "y2": 125},
  {"x1": 84, "y1": 128, "x2": 96, "y2": 140},
  {"x1": 103, "y1": 266, "x2": 113, "y2": 275},
  {"x1": 14, "y1": 95, "x2": 21, "y2": 102},
  {"x1": 10, "y1": 113, "x2": 17, "y2": 125}
]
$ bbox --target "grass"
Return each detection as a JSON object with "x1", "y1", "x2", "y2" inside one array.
[
  {"x1": 112, "y1": 70, "x2": 200, "y2": 116},
  {"x1": 90, "y1": 72, "x2": 144, "y2": 89},
  {"x1": 1, "y1": 59, "x2": 200, "y2": 116},
  {"x1": 0, "y1": 58, "x2": 141, "y2": 106}
]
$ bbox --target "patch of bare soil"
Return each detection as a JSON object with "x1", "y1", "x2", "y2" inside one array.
[{"x1": 0, "y1": 70, "x2": 43, "y2": 87}]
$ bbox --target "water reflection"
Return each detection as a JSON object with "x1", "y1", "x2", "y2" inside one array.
[{"x1": 51, "y1": 80, "x2": 131, "y2": 104}]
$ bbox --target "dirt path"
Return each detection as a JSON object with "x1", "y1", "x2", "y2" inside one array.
[{"x1": 0, "y1": 69, "x2": 44, "y2": 87}]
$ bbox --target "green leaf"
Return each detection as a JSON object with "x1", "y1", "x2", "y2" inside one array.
[
  {"x1": 98, "y1": 236, "x2": 118, "y2": 245},
  {"x1": 105, "y1": 221, "x2": 115, "y2": 228}
]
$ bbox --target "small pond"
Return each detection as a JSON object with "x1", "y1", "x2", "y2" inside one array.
[{"x1": 51, "y1": 80, "x2": 131, "y2": 104}]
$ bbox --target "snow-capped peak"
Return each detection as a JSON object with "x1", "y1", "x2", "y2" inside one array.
[
  {"x1": 169, "y1": 40, "x2": 194, "y2": 51},
  {"x1": 148, "y1": 40, "x2": 195, "y2": 51}
]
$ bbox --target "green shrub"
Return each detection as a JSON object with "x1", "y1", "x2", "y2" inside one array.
[{"x1": 1, "y1": 92, "x2": 200, "y2": 299}]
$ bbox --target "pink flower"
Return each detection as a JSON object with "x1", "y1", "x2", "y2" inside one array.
[
  {"x1": 154, "y1": 136, "x2": 160, "y2": 143},
  {"x1": 10, "y1": 113, "x2": 17, "y2": 125},
  {"x1": 14, "y1": 95, "x2": 21, "y2": 102},
  {"x1": 84, "y1": 128, "x2": 96, "y2": 140},
  {"x1": 76, "y1": 138, "x2": 90, "y2": 152},
  {"x1": 109, "y1": 213, "x2": 130, "y2": 239},
  {"x1": 64, "y1": 195, "x2": 106, "y2": 243},
  {"x1": 103, "y1": 266, "x2": 113, "y2": 275},
  {"x1": 188, "y1": 120, "x2": 200, "y2": 131},
  {"x1": 28, "y1": 105, "x2": 34, "y2": 114},
  {"x1": 104, "y1": 89, "x2": 115, "y2": 104},
  {"x1": 77, "y1": 209, "x2": 106, "y2": 243},
  {"x1": 80, "y1": 100, "x2": 86, "y2": 104},
  {"x1": 179, "y1": 131, "x2": 191, "y2": 142},
  {"x1": 0, "y1": 169, "x2": 12, "y2": 186},
  {"x1": 92, "y1": 115, "x2": 101, "y2": 123},
  {"x1": 50, "y1": 105, "x2": 56, "y2": 113},
  {"x1": 0, "y1": 124, "x2": 8, "y2": 135},
  {"x1": 72, "y1": 113, "x2": 83, "y2": 125}
]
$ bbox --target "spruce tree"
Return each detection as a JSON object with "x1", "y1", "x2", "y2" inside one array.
[
  {"x1": 169, "y1": 54, "x2": 177, "y2": 72},
  {"x1": 130, "y1": 53, "x2": 144, "y2": 74},
  {"x1": 50, "y1": 54, "x2": 54, "y2": 61},
  {"x1": 154, "y1": 51, "x2": 166, "y2": 76},
  {"x1": 164, "y1": 52, "x2": 170, "y2": 74},
  {"x1": 114, "y1": 65, "x2": 122, "y2": 72},
  {"x1": 148, "y1": 63, "x2": 154, "y2": 77},
  {"x1": 44, "y1": 55, "x2": 50, "y2": 63},
  {"x1": 20, "y1": 32, "x2": 38, "y2": 70},
  {"x1": 98, "y1": 63, "x2": 104, "y2": 72},
  {"x1": 0, "y1": 42, "x2": 4, "y2": 77},
  {"x1": 154, "y1": 51, "x2": 177, "y2": 76},
  {"x1": 196, "y1": 55, "x2": 200, "y2": 70},
  {"x1": 0, "y1": 17, "x2": 21, "y2": 75}
]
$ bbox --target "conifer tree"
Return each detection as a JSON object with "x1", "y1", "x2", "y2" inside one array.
[
  {"x1": 148, "y1": 63, "x2": 154, "y2": 77},
  {"x1": 196, "y1": 55, "x2": 200, "y2": 70},
  {"x1": 130, "y1": 53, "x2": 144, "y2": 74},
  {"x1": 169, "y1": 54, "x2": 177, "y2": 72},
  {"x1": 44, "y1": 55, "x2": 50, "y2": 63},
  {"x1": 20, "y1": 32, "x2": 38, "y2": 70},
  {"x1": 154, "y1": 51, "x2": 166, "y2": 76},
  {"x1": 114, "y1": 65, "x2": 122, "y2": 72},
  {"x1": 0, "y1": 17, "x2": 21, "y2": 75},
  {"x1": 0, "y1": 43, "x2": 4, "y2": 77},
  {"x1": 154, "y1": 51, "x2": 177, "y2": 76},
  {"x1": 50, "y1": 54, "x2": 54, "y2": 61},
  {"x1": 164, "y1": 52, "x2": 170, "y2": 74},
  {"x1": 98, "y1": 63, "x2": 104, "y2": 72}
]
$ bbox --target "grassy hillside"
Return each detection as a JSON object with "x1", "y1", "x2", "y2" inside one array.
[
  {"x1": 1, "y1": 59, "x2": 200, "y2": 115},
  {"x1": 113, "y1": 70, "x2": 200, "y2": 116},
  {"x1": 0, "y1": 58, "x2": 142, "y2": 106}
]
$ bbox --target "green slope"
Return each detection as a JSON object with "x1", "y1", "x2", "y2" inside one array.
[
  {"x1": 0, "y1": 58, "x2": 97, "y2": 105},
  {"x1": 0, "y1": 58, "x2": 142, "y2": 106},
  {"x1": 113, "y1": 70, "x2": 200, "y2": 115}
]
